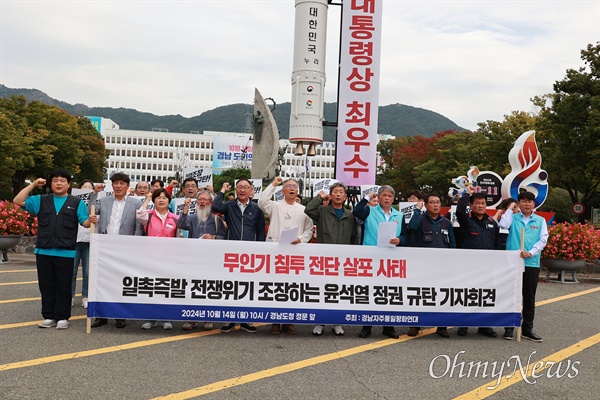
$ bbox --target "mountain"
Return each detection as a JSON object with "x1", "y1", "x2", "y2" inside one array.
[{"x1": 0, "y1": 84, "x2": 466, "y2": 140}]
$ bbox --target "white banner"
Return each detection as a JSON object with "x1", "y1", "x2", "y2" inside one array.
[
  {"x1": 335, "y1": 0, "x2": 383, "y2": 185},
  {"x1": 89, "y1": 235, "x2": 523, "y2": 327},
  {"x1": 184, "y1": 167, "x2": 213, "y2": 187},
  {"x1": 313, "y1": 178, "x2": 339, "y2": 194}
]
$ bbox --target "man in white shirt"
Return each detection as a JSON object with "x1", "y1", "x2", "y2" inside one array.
[
  {"x1": 259, "y1": 177, "x2": 314, "y2": 335},
  {"x1": 88, "y1": 172, "x2": 143, "y2": 329}
]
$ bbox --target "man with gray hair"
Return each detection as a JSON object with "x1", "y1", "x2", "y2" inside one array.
[
  {"x1": 353, "y1": 184, "x2": 408, "y2": 339},
  {"x1": 177, "y1": 189, "x2": 226, "y2": 331},
  {"x1": 259, "y1": 176, "x2": 314, "y2": 335},
  {"x1": 305, "y1": 181, "x2": 358, "y2": 336}
]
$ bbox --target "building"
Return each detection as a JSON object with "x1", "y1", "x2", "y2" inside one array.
[{"x1": 88, "y1": 117, "x2": 338, "y2": 188}]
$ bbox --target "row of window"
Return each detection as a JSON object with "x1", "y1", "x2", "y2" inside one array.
[
  {"x1": 108, "y1": 148, "x2": 211, "y2": 161},
  {"x1": 105, "y1": 136, "x2": 214, "y2": 149}
]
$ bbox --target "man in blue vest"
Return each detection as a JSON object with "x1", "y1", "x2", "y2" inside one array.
[
  {"x1": 455, "y1": 185, "x2": 501, "y2": 338},
  {"x1": 353, "y1": 185, "x2": 407, "y2": 339},
  {"x1": 14, "y1": 171, "x2": 91, "y2": 330},
  {"x1": 407, "y1": 193, "x2": 456, "y2": 338},
  {"x1": 499, "y1": 191, "x2": 548, "y2": 342}
]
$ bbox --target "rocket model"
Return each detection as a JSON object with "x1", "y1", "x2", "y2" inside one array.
[{"x1": 289, "y1": 0, "x2": 328, "y2": 156}]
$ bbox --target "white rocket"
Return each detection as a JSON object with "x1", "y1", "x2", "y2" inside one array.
[{"x1": 289, "y1": 0, "x2": 328, "y2": 156}]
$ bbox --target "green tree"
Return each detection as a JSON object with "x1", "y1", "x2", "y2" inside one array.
[
  {"x1": 213, "y1": 168, "x2": 251, "y2": 194},
  {"x1": 0, "y1": 96, "x2": 107, "y2": 197},
  {"x1": 534, "y1": 43, "x2": 600, "y2": 222}
]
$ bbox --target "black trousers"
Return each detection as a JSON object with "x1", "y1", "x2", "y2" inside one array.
[
  {"x1": 36, "y1": 254, "x2": 74, "y2": 321},
  {"x1": 522, "y1": 266, "x2": 540, "y2": 331}
]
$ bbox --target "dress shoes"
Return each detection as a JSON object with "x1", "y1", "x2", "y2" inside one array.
[
  {"x1": 407, "y1": 327, "x2": 420, "y2": 337},
  {"x1": 477, "y1": 328, "x2": 497, "y2": 338},
  {"x1": 282, "y1": 324, "x2": 297, "y2": 334},
  {"x1": 358, "y1": 326, "x2": 372, "y2": 338},
  {"x1": 522, "y1": 330, "x2": 543, "y2": 342},
  {"x1": 457, "y1": 327, "x2": 468, "y2": 336},
  {"x1": 382, "y1": 327, "x2": 399, "y2": 339},
  {"x1": 436, "y1": 328, "x2": 450, "y2": 338},
  {"x1": 271, "y1": 324, "x2": 281, "y2": 335},
  {"x1": 115, "y1": 319, "x2": 127, "y2": 329},
  {"x1": 91, "y1": 318, "x2": 107, "y2": 328}
]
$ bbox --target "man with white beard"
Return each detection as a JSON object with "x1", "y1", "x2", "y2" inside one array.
[
  {"x1": 177, "y1": 189, "x2": 226, "y2": 331},
  {"x1": 177, "y1": 190, "x2": 226, "y2": 239}
]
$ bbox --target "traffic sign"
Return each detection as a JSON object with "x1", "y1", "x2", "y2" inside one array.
[{"x1": 572, "y1": 202, "x2": 585, "y2": 215}]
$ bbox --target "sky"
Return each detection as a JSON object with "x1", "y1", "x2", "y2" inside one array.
[{"x1": 1, "y1": 0, "x2": 598, "y2": 131}]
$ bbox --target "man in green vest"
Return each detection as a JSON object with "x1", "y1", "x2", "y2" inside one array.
[{"x1": 499, "y1": 191, "x2": 548, "y2": 342}]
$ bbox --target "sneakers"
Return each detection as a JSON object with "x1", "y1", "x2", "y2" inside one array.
[
  {"x1": 220, "y1": 323, "x2": 235, "y2": 333},
  {"x1": 82, "y1": 297, "x2": 88, "y2": 309},
  {"x1": 56, "y1": 320, "x2": 69, "y2": 329},
  {"x1": 436, "y1": 328, "x2": 450, "y2": 338},
  {"x1": 457, "y1": 327, "x2": 468, "y2": 336},
  {"x1": 202, "y1": 322, "x2": 214, "y2": 331},
  {"x1": 240, "y1": 323, "x2": 257, "y2": 333},
  {"x1": 503, "y1": 328, "x2": 514, "y2": 340},
  {"x1": 312, "y1": 325, "x2": 324, "y2": 336},
  {"x1": 141, "y1": 321, "x2": 157, "y2": 330},
  {"x1": 522, "y1": 330, "x2": 543, "y2": 342},
  {"x1": 38, "y1": 319, "x2": 57, "y2": 328},
  {"x1": 182, "y1": 322, "x2": 198, "y2": 331},
  {"x1": 407, "y1": 327, "x2": 420, "y2": 337},
  {"x1": 162, "y1": 322, "x2": 173, "y2": 330},
  {"x1": 271, "y1": 324, "x2": 281, "y2": 335},
  {"x1": 332, "y1": 325, "x2": 344, "y2": 336}
]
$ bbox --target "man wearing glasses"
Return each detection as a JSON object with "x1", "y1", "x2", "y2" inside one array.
[
  {"x1": 407, "y1": 193, "x2": 456, "y2": 338},
  {"x1": 258, "y1": 177, "x2": 314, "y2": 335},
  {"x1": 212, "y1": 178, "x2": 266, "y2": 333}
]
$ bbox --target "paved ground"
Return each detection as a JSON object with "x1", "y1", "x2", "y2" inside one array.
[{"x1": 1, "y1": 253, "x2": 599, "y2": 400}]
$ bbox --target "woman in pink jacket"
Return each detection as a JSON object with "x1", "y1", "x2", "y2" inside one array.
[{"x1": 136, "y1": 188, "x2": 179, "y2": 330}]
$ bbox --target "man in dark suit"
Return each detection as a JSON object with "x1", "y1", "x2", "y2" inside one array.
[
  {"x1": 212, "y1": 178, "x2": 265, "y2": 333},
  {"x1": 88, "y1": 172, "x2": 143, "y2": 328}
]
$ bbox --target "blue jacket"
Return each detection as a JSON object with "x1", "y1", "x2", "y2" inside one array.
[
  {"x1": 212, "y1": 192, "x2": 265, "y2": 242},
  {"x1": 408, "y1": 211, "x2": 456, "y2": 248},
  {"x1": 353, "y1": 198, "x2": 407, "y2": 246}
]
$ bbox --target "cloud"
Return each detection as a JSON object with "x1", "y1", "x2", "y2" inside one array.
[{"x1": 1, "y1": 0, "x2": 597, "y2": 131}]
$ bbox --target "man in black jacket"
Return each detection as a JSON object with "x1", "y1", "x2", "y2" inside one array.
[
  {"x1": 455, "y1": 185, "x2": 501, "y2": 338},
  {"x1": 212, "y1": 178, "x2": 265, "y2": 333}
]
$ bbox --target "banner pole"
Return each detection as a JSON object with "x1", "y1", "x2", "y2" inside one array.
[
  {"x1": 517, "y1": 227, "x2": 525, "y2": 343},
  {"x1": 86, "y1": 205, "x2": 95, "y2": 335}
]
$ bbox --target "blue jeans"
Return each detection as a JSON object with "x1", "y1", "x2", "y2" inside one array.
[{"x1": 71, "y1": 242, "x2": 90, "y2": 297}]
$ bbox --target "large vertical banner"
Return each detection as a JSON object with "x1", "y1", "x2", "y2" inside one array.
[{"x1": 335, "y1": 0, "x2": 383, "y2": 185}]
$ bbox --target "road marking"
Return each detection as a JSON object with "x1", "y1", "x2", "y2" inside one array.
[
  {"x1": 0, "y1": 315, "x2": 87, "y2": 330},
  {"x1": 535, "y1": 286, "x2": 600, "y2": 306},
  {"x1": 454, "y1": 331, "x2": 600, "y2": 399},
  {"x1": 0, "y1": 269, "x2": 37, "y2": 273},
  {"x1": 149, "y1": 287, "x2": 600, "y2": 399},
  {"x1": 0, "y1": 329, "x2": 223, "y2": 371},
  {"x1": 0, "y1": 278, "x2": 81, "y2": 286},
  {"x1": 150, "y1": 329, "x2": 437, "y2": 400},
  {"x1": 0, "y1": 285, "x2": 598, "y2": 395},
  {"x1": 0, "y1": 324, "x2": 269, "y2": 371}
]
